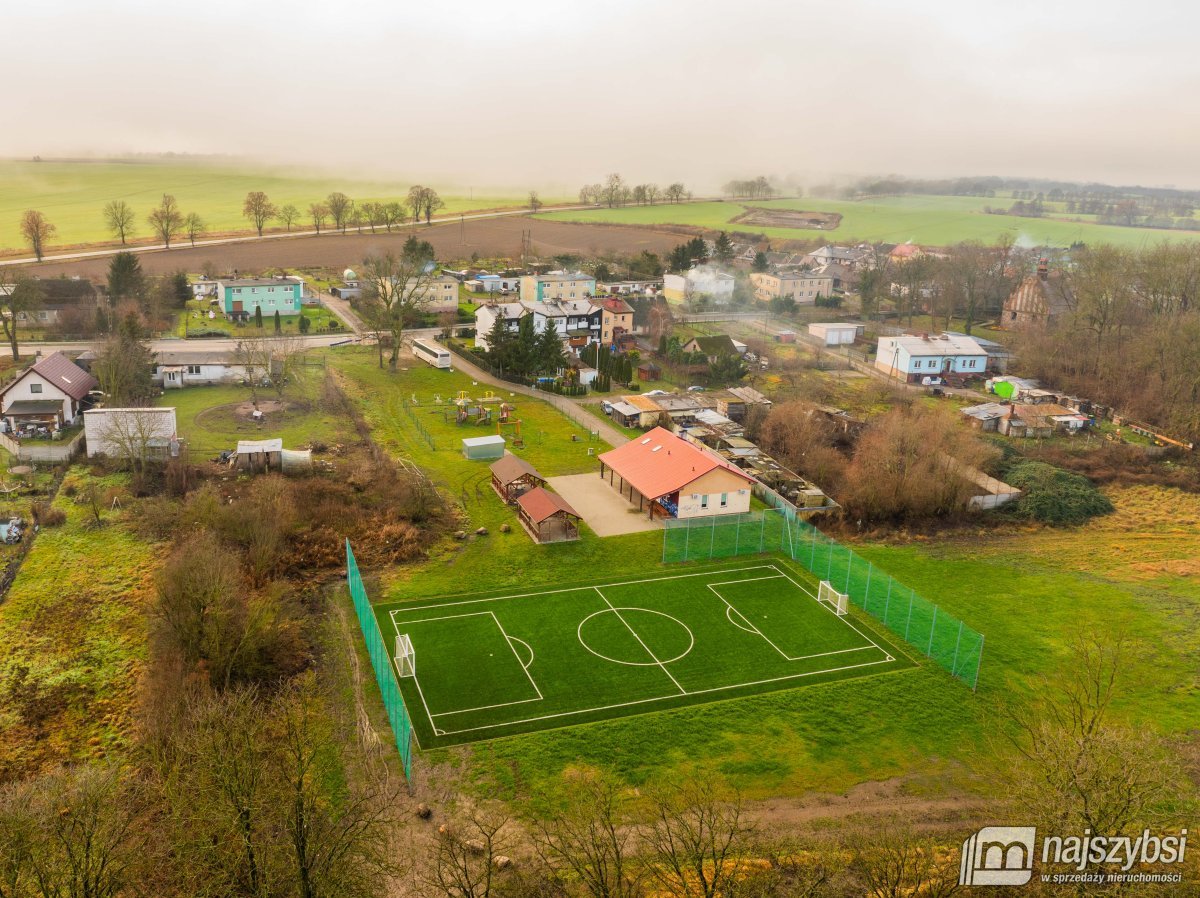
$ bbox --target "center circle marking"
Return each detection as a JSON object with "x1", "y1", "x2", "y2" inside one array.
[{"x1": 577, "y1": 607, "x2": 695, "y2": 666}]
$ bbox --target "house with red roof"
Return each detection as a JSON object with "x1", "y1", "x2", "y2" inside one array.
[
  {"x1": 597, "y1": 427, "x2": 756, "y2": 519},
  {"x1": 0, "y1": 352, "x2": 98, "y2": 436}
]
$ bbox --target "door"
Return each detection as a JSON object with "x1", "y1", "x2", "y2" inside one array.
[{"x1": 232, "y1": 300, "x2": 243, "y2": 313}]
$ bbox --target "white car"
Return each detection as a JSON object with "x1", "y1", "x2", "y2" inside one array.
[{"x1": 644, "y1": 389, "x2": 669, "y2": 396}]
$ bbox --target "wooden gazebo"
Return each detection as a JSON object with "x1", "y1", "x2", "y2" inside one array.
[
  {"x1": 516, "y1": 487, "x2": 582, "y2": 543},
  {"x1": 490, "y1": 454, "x2": 546, "y2": 503}
]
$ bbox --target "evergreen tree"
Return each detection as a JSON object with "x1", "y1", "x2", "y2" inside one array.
[
  {"x1": 107, "y1": 252, "x2": 145, "y2": 302},
  {"x1": 254, "y1": 305, "x2": 263, "y2": 329},
  {"x1": 752, "y1": 251, "x2": 769, "y2": 272},
  {"x1": 485, "y1": 314, "x2": 511, "y2": 368},
  {"x1": 657, "y1": 334, "x2": 668, "y2": 356},
  {"x1": 274, "y1": 310, "x2": 282, "y2": 333},
  {"x1": 714, "y1": 231, "x2": 734, "y2": 262},
  {"x1": 299, "y1": 315, "x2": 310, "y2": 334},
  {"x1": 535, "y1": 317, "x2": 567, "y2": 375},
  {"x1": 513, "y1": 314, "x2": 537, "y2": 376},
  {"x1": 170, "y1": 272, "x2": 191, "y2": 307}
]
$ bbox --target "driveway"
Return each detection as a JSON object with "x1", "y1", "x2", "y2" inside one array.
[{"x1": 547, "y1": 473, "x2": 662, "y2": 537}]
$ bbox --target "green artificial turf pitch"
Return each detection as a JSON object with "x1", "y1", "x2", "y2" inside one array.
[{"x1": 379, "y1": 561, "x2": 914, "y2": 747}]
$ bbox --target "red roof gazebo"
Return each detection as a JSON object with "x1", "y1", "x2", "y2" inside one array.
[{"x1": 515, "y1": 487, "x2": 582, "y2": 543}]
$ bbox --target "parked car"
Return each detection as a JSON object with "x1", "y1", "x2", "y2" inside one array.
[
  {"x1": 644, "y1": 389, "x2": 668, "y2": 396},
  {"x1": 686, "y1": 385, "x2": 706, "y2": 392}
]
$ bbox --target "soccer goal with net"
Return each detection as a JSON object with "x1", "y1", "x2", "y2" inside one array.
[
  {"x1": 395, "y1": 634, "x2": 415, "y2": 677},
  {"x1": 817, "y1": 580, "x2": 850, "y2": 616}
]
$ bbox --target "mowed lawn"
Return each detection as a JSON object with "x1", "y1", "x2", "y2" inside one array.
[
  {"x1": 539, "y1": 195, "x2": 1200, "y2": 249},
  {"x1": 0, "y1": 159, "x2": 562, "y2": 251},
  {"x1": 379, "y1": 560, "x2": 910, "y2": 747}
]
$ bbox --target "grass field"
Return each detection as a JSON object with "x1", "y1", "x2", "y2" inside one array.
[
  {"x1": 379, "y1": 560, "x2": 910, "y2": 747},
  {"x1": 0, "y1": 158, "x2": 561, "y2": 252},
  {"x1": 539, "y1": 195, "x2": 1200, "y2": 249}
]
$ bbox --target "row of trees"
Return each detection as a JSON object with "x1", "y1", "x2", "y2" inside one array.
[
  {"x1": 721, "y1": 176, "x2": 777, "y2": 199},
  {"x1": 483, "y1": 315, "x2": 568, "y2": 380},
  {"x1": 578, "y1": 174, "x2": 689, "y2": 208}
]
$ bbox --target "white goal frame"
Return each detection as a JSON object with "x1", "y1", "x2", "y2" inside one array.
[
  {"x1": 395, "y1": 633, "x2": 416, "y2": 677},
  {"x1": 817, "y1": 580, "x2": 850, "y2": 616}
]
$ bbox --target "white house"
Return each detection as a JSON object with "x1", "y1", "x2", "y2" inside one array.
[
  {"x1": 0, "y1": 352, "x2": 98, "y2": 434},
  {"x1": 808, "y1": 323, "x2": 861, "y2": 346},
  {"x1": 875, "y1": 332, "x2": 989, "y2": 382},
  {"x1": 153, "y1": 351, "x2": 252, "y2": 388},
  {"x1": 468, "y1": 274, "x2": 524, "y2": 293},
  {"x1": 474, "y1": 302, "x2": 528, "y2": 351},
  {"x1": 84, "y1": 407, "x2": 178, "y2": 459},
  {"x1": 662, "y1": 265, "x2": 736, "y2": 304}
]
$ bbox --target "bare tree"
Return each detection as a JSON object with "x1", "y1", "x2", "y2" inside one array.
[
  {"x1": 234, "y1": 336, "x2": 274, "y2": 403},
  {"x1": 327, "y1": 192, "x2": 352, "y2": 233},
  {"x1": 279, "y1": 204, "x2": 300, "y2": 231},
  {"x1": 641, "y1": 781, "x2": 750, "y2": 898},
  {"x1": 845, "y1": 820, "x2": 961, "y2": 898},
  {"x1": 19, "y1": 209, "x2": 55, "y2": 261},
  {"x1": 426, "y1": 807, "x2": 511, "y2": 898},
  {"x1": 602, "y1": 173, "x2": 626, "y2": 208},
  {"x1": 0, "y1": 274, "x2": 41, "y2": 360},
  {"x1": 646, "y1": 184, "x2": 661, "y2": 205},
  {"x1": 358, "y1": 251, "x2": 439, "y2": 369},
  {"x1": 102, "y1": 199, "x2": 137, "y2": 244},
  {"x1": 184, "y1": 211, "x2": 206, "y2": 247},
  {"x1": 267, "y1": 334, "x2": 309, "y2": 402},
  {"x1": 147, "y1": 193, "x2": 184, "y2": 248},
  {"x1": 381, "y1": 202, "x2": 406, "y2": 232},
  {"x1": 664, "y1": 183, "x2": 687, "y2": 204},
  {"x1": 529, "y1": 190, "x2": 543, "y2": 213},
  {"x1": 532, "y1": 771, "x2": 644, "y2": 898},
  {"x1": 243, "y1": 191, "x2": 277, "y2": 237},
  {"x1": 309, "y1": 202, "x2": 330, "y2": 234}
]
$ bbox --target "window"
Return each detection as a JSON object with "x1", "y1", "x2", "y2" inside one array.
[
  {"x1": 700, "y1": 495, "x2": 708, "y2": 509},
  {"x1": 30, "y1": 383, "x2": 42, "y2": 394},
  {"x1": 720, "y1": 493, "x2": 728, "y2": 507},
  {"x1": 187, "y1": 365, "x2": 201, "y2": 375}
]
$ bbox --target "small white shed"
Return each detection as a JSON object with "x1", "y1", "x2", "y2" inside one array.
[{"x1": 462, "y1": 434, "x2": 506, "y2": 460}]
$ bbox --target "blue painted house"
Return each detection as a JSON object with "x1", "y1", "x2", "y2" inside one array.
[{"x1": 216, "y1": 277, "x2": 304, "y2": 319}]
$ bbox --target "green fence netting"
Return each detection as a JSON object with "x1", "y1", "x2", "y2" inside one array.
[
  {"x1": 662, "y1": 511, "x2": 984, "y2": 689},
  {"x1": 346, "y1": 540, "x2": 414, "y2": 777}
]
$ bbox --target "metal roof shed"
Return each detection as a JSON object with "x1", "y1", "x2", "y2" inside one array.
[{"x1": 462, "y1": 434, "x2": 506, "y2": 460}]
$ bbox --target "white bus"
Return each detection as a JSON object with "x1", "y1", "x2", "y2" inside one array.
[{"x1": 411, "y1": 338, "x2": 452, "y2": 369}]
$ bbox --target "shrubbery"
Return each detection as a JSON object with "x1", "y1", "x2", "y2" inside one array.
[{"x1": 1004, "y1": 460, "x2": 1114, "y2": 525}]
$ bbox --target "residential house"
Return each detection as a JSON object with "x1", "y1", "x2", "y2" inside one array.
[
  {"x1": 467, "y1": 273, "x2": 524, "y2": 293},
  {"x1": 888, "y1": 243, "x2": 923, "y2": 264},
  {"x1": 1002, "y1": 263, "x2": 1071, "y2": 330},
  {"x1": 216, "y1": 276, "x2": 304, "y2": 320},
  {"x1": 749, "y1": 270, "x2": 834, "y2": 304},
  {"x1": 662, "y1": 265, "x2": 736, "y2": 304},
  {"x1": 413, "y1": 274, "x2": 460, "y2": 313},
  {"x1": 152, "y1": 350, "x2": 253, "y2": 388},
  {"x1": 474, "y1": 302, "x2": 528, "y2": 351},
  {"x1": 519, "y1": 271, "x2": 596, "y2": 302},
  {"x1": 596, "y1": 297, "x2": 634, "y2": 347},
  {"x1": 597, "y1": 426, "x2": 756, "y2": 519},
  {"x1": 875, "y1": 332, "x2": 989, "y2": 382},
  {"x1": 596, "y1": 279, "x2": 661, "y2": 295},
  {"x1": 3, "y1": 278, "x2": 103, "y2": 327},
  {"x1": 0, "y1": 352, "x2": 98, "y2": 435},
  {"x1": 681, "y1": 334, "x2": 741, "y2": 361},
  {"x1": 803, "y1": 245, "x2": 869, "y2": 269},
  {"x1": 84, "y1": 407, "x2": 178, "y2": 459}
]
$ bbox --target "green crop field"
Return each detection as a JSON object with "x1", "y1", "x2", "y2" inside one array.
[
  {"x1": 539, "y1": 195, "x2": 1200, "y2": 249},
  {"x1": 0, "y1": 158, "x2": 557, "y2": 252},
  {"x1": 377, "y1": 559, "x2": 910, "y2": 747}
]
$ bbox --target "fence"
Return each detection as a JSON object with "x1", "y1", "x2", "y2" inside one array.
[
  {"x1": 345, "y1": 540, "x2": 414, "y2": 778},
  {"x1": 662, "y1": 510, "x2": 984, "y2": 689}
]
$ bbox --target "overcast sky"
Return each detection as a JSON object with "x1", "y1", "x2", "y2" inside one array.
[{"x1": 7, "y1": 0, "x2": 1199, "y2": 191}]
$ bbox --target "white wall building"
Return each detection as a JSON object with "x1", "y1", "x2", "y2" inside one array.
[
  {"x1": 808, "y1": 323, "x2": 860, "y2": 346},
  {"x1": 663, "y1": 266, "x2": 736, "y2": 304},
  {"x1": 875, "y1": 333, "x2": 989, "y2": 382},
  {"x1": 84, "y1": 407, "x2": 178, "y2": 459}
]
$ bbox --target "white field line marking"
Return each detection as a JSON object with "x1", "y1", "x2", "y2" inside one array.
[
  {"x1": 724, "y1": 605, "x2": 759, "y2": 634},
  {"x1": 708, "y1": 583, "x2": 880, "y2": 663},
  {"x1": 768, "y1": 564, "x2": 893, "y2": 662},
  {"x1": 435, "y1": 656, "x2": 900, "y2": 737},
  {"x1": 593, "y1": 588, "x2": 686, "y2": 695},
  {"x1": 394, "y1": 614, "x2": 441, "y2": 737},
  {"x1": 490, "y1": 613, "x2": 544, "y2": 699},
  {"x1": 387, "y1": 564, "x2": 781, "y2": 616},
  {"x1": 507, "y1": 636, "x2": 535, "y2": 669},
  {"x1": 392, "y1": 610, "x2": 542, "y2": 724}
]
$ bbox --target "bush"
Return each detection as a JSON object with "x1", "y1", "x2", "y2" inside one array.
[
  {"x1": 1004, "y1": 460, "x2": 1114, "y2": 525},
  {"x1": 30, "y1": 502, "x2": 66, "y2": 527}
]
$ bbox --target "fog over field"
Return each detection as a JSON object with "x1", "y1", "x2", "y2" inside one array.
[{"x1": 6, "y1": 0, "x2": 1200, "y2": 190}]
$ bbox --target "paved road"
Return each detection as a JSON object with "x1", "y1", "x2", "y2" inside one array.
[{"x1": 14, "y1": 331, "x2": 364, "y2": 357}]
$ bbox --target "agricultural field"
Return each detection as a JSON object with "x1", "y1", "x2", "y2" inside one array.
[
  {"x1": 539, "y1": 194, "x2": 1200, "y2": 249},
  {"x1": 0, "y1": 158, "x2": 563, "y2": 252}
]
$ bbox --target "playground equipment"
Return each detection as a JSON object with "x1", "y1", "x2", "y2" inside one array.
[{"x1": 497, "y1": 416, "x2": 524, "y2": 448}]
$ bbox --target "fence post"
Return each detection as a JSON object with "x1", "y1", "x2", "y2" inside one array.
[
  {"x1": 864, "y1": 564, "x2": 872, "y2": 612},
  {"x1": 683, "y1": 521, "x2": 690, "y2": 560},
  {"x1": 904, "y1": 592, "x2": 914, "y2": 641},
  {"x1": 927, "y1": 606, "x2": 938, "y2": 656},
  {"x1": 973, "y1": 635, "x2": 984, "y2": 692},
  {"x1": 810, "y1": 526, "x2": 817, "y2": 568},
  {"x1": 844, "y1": 551, "x2": 853, "y2": 595},
  {"x1": 884, "y1": 578, "x2": 893, "y2": 625},
  {"x1": 827, "y1": 539, "x2": 834, "y2": 581},
  {"x1": 760, "y1": 512, "x2": 766, "y2": 553},
  {"x1": 662, "y1": 524, "x2": 668, "y2": 563},
  {"x1": 951, "y1": 620, "x2": 964, "y2": 677},
  {"x1": 710, "y1": 515, "x2": 717, "y2": 558}
]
